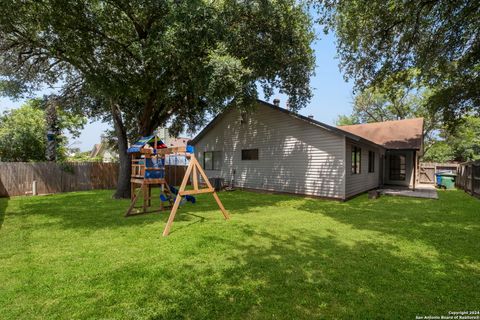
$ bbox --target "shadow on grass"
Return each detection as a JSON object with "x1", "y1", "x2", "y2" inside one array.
[
  {"x1": 5, "y1": 189, "x2": 296, "y2": 232},
  {"x1": 81, "y1": 225, "x2": 479, "y2": 319},
  {"x1": 6, "y1": 189, "x2": 480, "y2": 249},
  {"x1": 295, "y1": 191, "x2": 480, "y2": 261},
  {"x1": 3, "y1": 190, "x2": 479, "y2": 318},
  {"x1": 166, "y1": 212, "x2": 207, "y2": 235}
]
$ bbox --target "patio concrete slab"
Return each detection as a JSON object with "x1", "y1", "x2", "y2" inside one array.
[{"x1": 379, "y1": 184, "x2": 438, "y2": 199}]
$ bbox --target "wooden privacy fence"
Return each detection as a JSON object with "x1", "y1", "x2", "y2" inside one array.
[
  {"x1": 164, "y1": 165, "x2": 188, "y2": 187},
  {"x1": 456, "y1": 161, "x2": 480, "y2": 198},
  {"x1": 0, "y1": 162, "x2": 119, "y2": 197},
  {"x1": 0, "y1": 162, "x2": 188, "y2": 197},
  {"x1": 419, "y1": 162, "x2": 459, "y2": 184}
]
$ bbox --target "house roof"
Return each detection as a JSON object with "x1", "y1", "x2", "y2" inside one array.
[
  {"x1": 191, "y1": 99, "x2": 385, "y2": 149},
  {"x1": 166, "y1": 137, "x2": 190, "y2": 148},
  {"x1": 90, "y1": 143, "x2": 103, "y2": 158},
  {"x1": 338, "y1": 118, "x2": 424, "y2": 150}
]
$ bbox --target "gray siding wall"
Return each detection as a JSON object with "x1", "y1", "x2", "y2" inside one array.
[
  {"x1": 194, "y1": 103, "x2": 346, "y2": 199},
  {"x1": 345, "y1": 139, "x2": 384, "y2": 198}
]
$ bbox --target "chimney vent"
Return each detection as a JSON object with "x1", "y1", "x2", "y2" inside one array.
[
  {"x1": 273, "y1": 98, "x2": 280, "y2": 107},
  {"x1": 308, "y1": 115, "x2": 314, "y2": 119}
]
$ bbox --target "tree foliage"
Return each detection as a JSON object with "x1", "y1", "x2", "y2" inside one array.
[
  {"x1": 67, "y1": 151, "x2": 103, "y2": 163},
  {"x1": 0, "y1": 0, "x2": 315, "y2": 197},
  {"x1": 0, "y1": 99, "x2": 85, "y2": 161},
  {"x1": 336, "y1": 114, "x2": 359, "y2": 126},
  {"x1": 424, "y1": 117, "x2": 480, "y2": 162},
  {"x1": 451, "y1": 117, "x2": 480, "y2": 162},
  {"x1": 339, "y1": 80, "x2": 480, "y2": 162},
  {"x1": 336, "y1": 74, "x2": 441, "y2": 153},
  {"x1": 424, "y1": 116, "x2": 480, "y2": 162},
  {"x1": 422, "y1": 141, "x2": 455, "y2": 163},
  {"x1": 0, "y1": 102, "x2": 45, "y2": 162},
  {"x1": 317, "y1": 0, "x2": 480, "y2": 125},
  {"x1": 0, "y1": 0, "x2": 314, "y2": 132}
]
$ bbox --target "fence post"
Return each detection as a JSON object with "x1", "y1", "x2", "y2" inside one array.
[{"x1": 32, "y1": 180, "x2": 37, "y2": 196}]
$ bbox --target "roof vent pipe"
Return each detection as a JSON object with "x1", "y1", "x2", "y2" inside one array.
[{"x1": 273, "y1": 98, "x2": 280, "y2": 107}]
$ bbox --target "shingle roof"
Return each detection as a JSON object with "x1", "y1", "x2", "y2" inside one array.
[
  {"x1": 90, "y1": 143, "x2": 103, "y2": 157},
  {"x1": 338, "y1": 118, "x2": 424, "y2": 150},
  {"x1": 167, "y1": 137, "x2": 190, "y2": 148}
]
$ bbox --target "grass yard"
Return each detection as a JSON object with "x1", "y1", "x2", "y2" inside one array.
[{"x1": 0, "y1": 189, "x2": 479, "y2": 319}]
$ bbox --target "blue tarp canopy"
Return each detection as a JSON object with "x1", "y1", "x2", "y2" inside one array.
[{"x1": 127, "y1": 135, "x2": 167, "y2": 154}]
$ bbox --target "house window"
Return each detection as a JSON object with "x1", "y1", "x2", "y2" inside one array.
[
  {"x1": 241, "y1": 148, "x2": 259, "y2": 160},
  {"x1": 204, "y1": 151, "x2": 213, "y2": 170},
  {"x1": 203, "y1": 151, "x2": 222, "y2": 170},
  {"x1": 390, "y1": 154, "x2": 406, "y2": 180},
  {"x1": 368, "y1": 151, "x2": 375, "y2": 173},
  {"x1": 351, "y1": 146, "x2": 361, "y2": 174}
]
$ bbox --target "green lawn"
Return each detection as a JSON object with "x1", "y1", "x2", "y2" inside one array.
[{"x1": 0, "y1": 189, "x2": 479, "y2": 319}]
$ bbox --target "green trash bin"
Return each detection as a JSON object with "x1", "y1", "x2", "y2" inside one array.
[{"x1": 440, "y1": 175, "x2": 456, "y2": 189}]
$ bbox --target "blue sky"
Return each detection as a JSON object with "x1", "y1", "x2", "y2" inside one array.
[
  {"x1": 270, "y1": 31, "x2": 354, "y2": 123},
  {"x1": 0, "y1": 32, "x2": 354, "y2": 151}
]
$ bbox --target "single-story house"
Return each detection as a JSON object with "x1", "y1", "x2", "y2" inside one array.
[
  {"x1": 90, "y1": 142, "x2": 118, "y2": 163},
  {"x1": 338, "y1": 118, "x2": 424, "y2": 190},
  {"x1": 157, "y1": 127, "x2": 191, "y2": 148},
  {"x1": 191, "y1": 100, "x2": 423, "y2": 200},
  {"x1": 166, "y1": 137, "x2": 191, "y2": 148}
]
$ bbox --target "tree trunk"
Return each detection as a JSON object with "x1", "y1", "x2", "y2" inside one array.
[
  {"x1": 138, "y1": 118, "x2": 157, "y2": 137},
  {"x1": 111, "y1": 102, "x2": 131, "y2": 199},
  {"x1": 138, "y1": 92, "x2": 157, "y2": 136},
  {"x1": 45, "y1": 98, "x2": 59, "y2": 161}
]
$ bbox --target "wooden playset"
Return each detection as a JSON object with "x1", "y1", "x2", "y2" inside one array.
[{"x1": 125, "y1": 135, "x2": 229, "y2": 236}]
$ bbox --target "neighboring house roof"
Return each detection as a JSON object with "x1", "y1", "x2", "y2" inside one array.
[
  {"x1": 167, "y1": 137, "x2": 190, "y2": 148},
  {"x1": 90, "y1": 142, "x2": 118, "y2": 159},
  {"x1": 191, "y1": 99, "x2": 385, "y2": 149},
  {"x1": 90, "y1": 143, "x2": 103, "y2": 158},
  {"x1": 338, "y1": 118, "x2": 424, "y2": 150}
]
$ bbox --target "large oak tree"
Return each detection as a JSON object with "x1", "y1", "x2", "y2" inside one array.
[
  {"x1": 0, "y1": 0, "x2": 315, "y2": 198},
  {"x1": 316, "y1": 0, "x2": 480, "y2": 124}
]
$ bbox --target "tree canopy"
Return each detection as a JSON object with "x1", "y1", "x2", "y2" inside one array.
[
  {"x1": 424, "y1": 116, "x2": 480, "y2": 162},
  {"x1": 338, "y1": 82, "x2": 480, "y2": 162},
  {"x1": 0, "y1": 99, "x2": 85, "y2": 162},
  {"x1": 335, "y1": 74, "x2": 441, "y2": 154},
  {"x1": 0, "y1": 0, "x2": 314, "y2": 133},
  {"x1": 316, "y1": 0, "x2": 480, "y2": 125},
  {"x1": 0, "y1": 0, "x2": 316, "y2": 197}
]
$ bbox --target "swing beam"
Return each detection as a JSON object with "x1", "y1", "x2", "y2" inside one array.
[{"x1": 162, "y1": 153, "x2": 229, "y2": 236}]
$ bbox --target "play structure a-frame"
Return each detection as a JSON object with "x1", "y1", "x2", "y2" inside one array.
[{"x1": 125, "y1": 135, "x2": 229, "y2": 236}]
